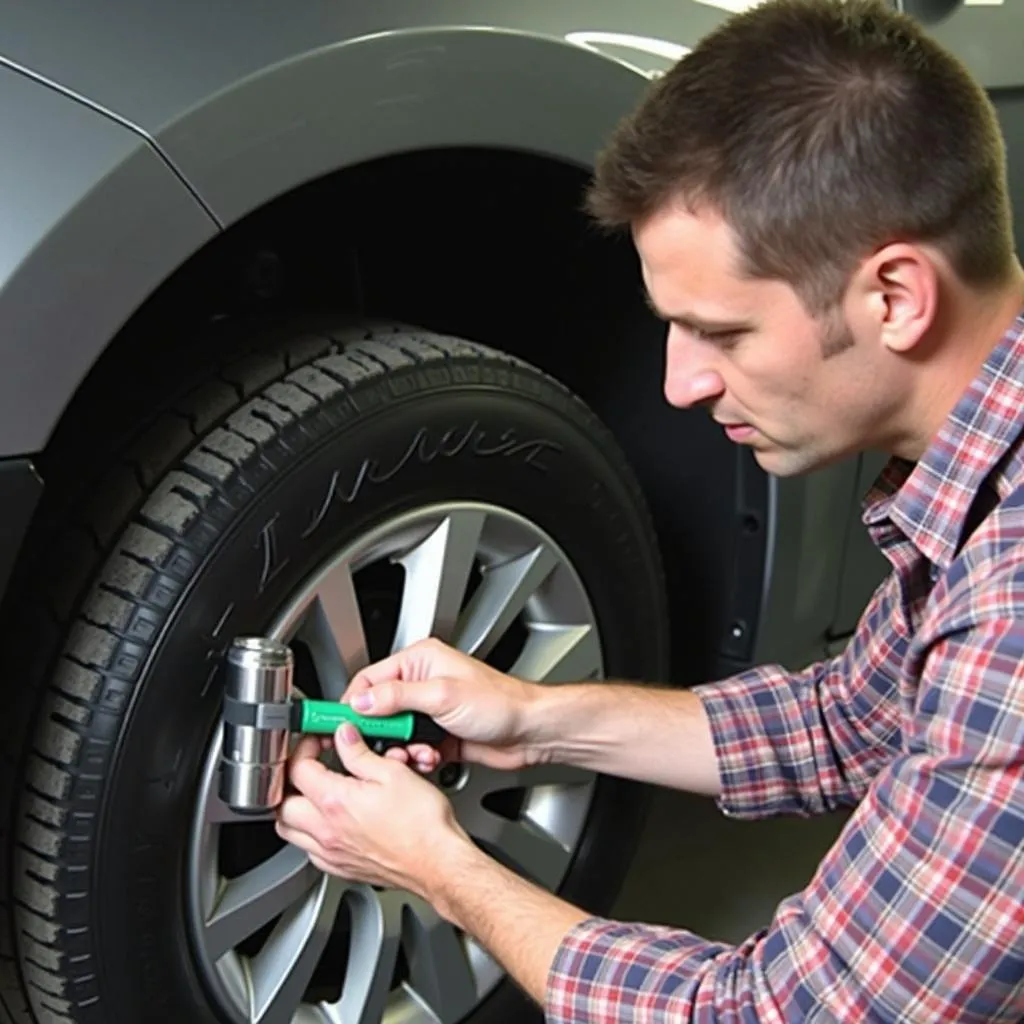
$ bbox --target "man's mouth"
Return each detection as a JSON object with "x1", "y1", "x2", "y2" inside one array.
[
  {"x1": 724, "y1": 424, "x2": 755, "y2": 442},
  {"x1": 715, "y1": 418, "x2": 756, "y2": 442}
]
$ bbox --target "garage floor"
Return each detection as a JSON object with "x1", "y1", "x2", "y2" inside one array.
[{"x1": 612, "y1": 785, "x2": 851, "y2": 944}]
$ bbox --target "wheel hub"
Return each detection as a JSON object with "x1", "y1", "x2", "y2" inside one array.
[{"x1": 186, "y1": 501, "x2": 604, "y2": 1024}]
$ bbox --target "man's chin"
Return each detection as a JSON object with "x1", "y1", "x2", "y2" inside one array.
[
  {"x1": 723, "y1": 427, "x2": 819, "y2": 476},
  {"x1": 749, "y1": 445, "x2": 821, "y2": 478}
]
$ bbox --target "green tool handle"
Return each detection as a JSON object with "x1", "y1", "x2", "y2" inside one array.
[{"x1": 293, "y1": 698, "x2": 447, "y2": 747}]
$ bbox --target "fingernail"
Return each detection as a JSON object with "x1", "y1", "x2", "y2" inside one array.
[
  {"x1": 341, "y1": 723, "x2": 360, "y2": 744},
  {"x1": 352, "y1": 693, "x2": 373, "y2": 711}
]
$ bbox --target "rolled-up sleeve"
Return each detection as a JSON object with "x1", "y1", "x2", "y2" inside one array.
[{"x1": 545, "y1": 616, "x2": 1024, "y2": 1023}]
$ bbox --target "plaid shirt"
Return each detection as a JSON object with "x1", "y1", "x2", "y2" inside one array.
[{"x1": 546, "y1": 310, "x2": 1024, "y2": 1023}]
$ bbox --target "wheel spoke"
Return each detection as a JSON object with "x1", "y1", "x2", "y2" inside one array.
[
  {"x1": 510, "y1": 623, "x2": 602, "y2": 683},
  {"x1": 328, "y1": 888, "x2": 403, "y2": 1024},
  {"x1": 204, "y1": 846, "x2": 321, "y2": 961},
  {"x1": 298, "y1": 560, "x2": 370, "y2": 700},
  {"x1": 251, "y1": 877, "x2": 345, "y2": 1024},
  {"x1": 322, "y1": 889, "x2": 478, "y2": 1024},
  {"x1": 402, "y1": 899, "x2": 479, "y2": 1022},
  {"x1": 466, "y1": 810, "x2": 572, "y2": 890},
  {"x1": 451, "y1": 763, "x2": 594, "y2": 871},
  {"x1": 392, "y1": 510, "x2": 486, "y2": 649},
  {"x1": 517, "y1": 769, "x2": 595, "y2": 853},
  {"x1": 454, "y1": 545, "x2": 558, "y2": 658}
]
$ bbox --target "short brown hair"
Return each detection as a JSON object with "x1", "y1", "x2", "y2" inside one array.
[{"x1": 585, "y1": 0, "x2": 1015, "y2": 314}]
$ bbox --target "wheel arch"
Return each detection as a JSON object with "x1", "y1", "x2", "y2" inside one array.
[
  {"x1": 150, "y1": 26, "x2": 670, "y2": 228},
  {"x1": 0, "y1": 25, "x2": 668, "y2": 459},
  {"x1": 3, "y1": 26, "x2": 774, "y2": 685}
]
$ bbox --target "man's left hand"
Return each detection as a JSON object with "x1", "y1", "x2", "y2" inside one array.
[{"x1": 275, "y1": 723, "x2": 470, "y2": 897}]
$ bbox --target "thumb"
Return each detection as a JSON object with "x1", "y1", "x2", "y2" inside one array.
[
  {"x1": 351, "y1": 678, "x2": 447, "y2": 719},
  {"x1": 333, "y1": 723, "x2": 389, "y2": 782}
]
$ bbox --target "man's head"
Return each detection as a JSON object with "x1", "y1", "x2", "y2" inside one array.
[{"x1": 587, "y1": 0, "x2": 1018, "y2": 475}]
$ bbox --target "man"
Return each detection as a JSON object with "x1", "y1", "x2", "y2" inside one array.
[{"x1": 274, "y1": 0, "x2": 1024, "y2": 1019}]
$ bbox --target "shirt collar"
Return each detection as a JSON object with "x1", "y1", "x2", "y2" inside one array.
[{"x1": 863, "y1": 308, "x2": 1024, "y2": 570}]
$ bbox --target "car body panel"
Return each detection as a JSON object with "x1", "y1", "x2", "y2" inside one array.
[
  {"x1": 0, "y1": 3, "x2": 705, "y2": 231},
  {"x1": 0, "y1": 2, "x2": 706, "y2": 462},
  {"x1": 0, "y1": 0, "x2": 710, "y2": 131},
  {"x1": 0, "y1": 64, "x2": 218, "y2": 457},
  {"x1": 755, "y1": 465, "x2": 872, "y2": 670},
  {"x1": 0, "y1": 0, "x2": 1016, "y2": 135}
]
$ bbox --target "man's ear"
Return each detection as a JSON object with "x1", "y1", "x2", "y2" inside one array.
[{"x1": 854, "y1": 242, "x2": 938, "y2": 354}]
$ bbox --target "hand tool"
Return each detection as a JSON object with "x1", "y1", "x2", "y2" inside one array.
[{"x1": 218, "y1": 635, "x2": 447, "y2": 814}]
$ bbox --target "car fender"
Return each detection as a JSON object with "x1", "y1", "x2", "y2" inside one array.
[
  {"x1": 0, "y1": 4, "x2": 707, "y2": 455},
  {"x1": 154, "y1": 26, "x2": 674, "y2": 228},
  {"x1": 0, "y1": 64, "x2": 218, "y2": 458}
]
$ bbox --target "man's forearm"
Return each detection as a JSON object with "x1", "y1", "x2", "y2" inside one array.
[
  {"x1": 422, "y1": 833, "x2": 589, "y2": 1007},
  {"x1": 525, "y1": 681, "x2": 722, "y2": 796}
]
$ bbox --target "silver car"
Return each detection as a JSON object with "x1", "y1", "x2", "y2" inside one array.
[{"x1": 0, "y1": 2, "x2": 1016, "y2": 1023}]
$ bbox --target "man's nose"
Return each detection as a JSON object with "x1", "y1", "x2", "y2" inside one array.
[{"x1": 663, "y1": 328, "x2": 726, "y2": 408}]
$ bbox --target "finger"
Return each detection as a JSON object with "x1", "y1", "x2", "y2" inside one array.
[
  {"x1": 334, "y1": 723, "x2": 392, "y2": 782},
  {"x1": 289, "y1": 735, "x2": 325, "y2": 768},
  {"x1": 406, "y1": 743, "x2": 442, "y2": 772},
  {"x1": 292, "y1": 734, "x2": 320, "y2": 755},
  {"x1": 276, "y1": 819, "x2": 326, "y2": 860},
  {"x1": 308, "y1": 852, "x2": 338, "y2": 876},
  {"x1": 379, "y1": 744, "x2": 434, "y2": 772},
  {"x1": 348, "y1": 676, "x2": 450, "y2": 720},
  {"x1": 276, "y1": 793, "x2": 328, "y2": 839},
  {"x1": 422, "y1": 734, "x2": 463, "y2": 765},
  {"x1": 347, "y1": 637, "x2": 451, "y2": 694},
  {"x1": 290, "y1": 752, "x2": 346, "y2": 805}
]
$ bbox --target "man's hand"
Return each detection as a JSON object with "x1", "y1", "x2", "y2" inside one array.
[
  {"x1": 275, "y1": 718, "x2": 591, "y2": 1009},
  {"x1": 275, "y1": 723, "x2": 471, "y2": 897},
  {"x1": 342, "y1": 637, "x2": 546, "y2": 775}
]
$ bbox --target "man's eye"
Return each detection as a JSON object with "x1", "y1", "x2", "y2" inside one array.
[{"x1": 690, "y1": 326, "x2": 740, "y2": 347}]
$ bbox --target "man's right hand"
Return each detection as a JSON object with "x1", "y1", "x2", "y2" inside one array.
[{"x1": 342, "y1": 638, "x2": 544, "y2": 774}]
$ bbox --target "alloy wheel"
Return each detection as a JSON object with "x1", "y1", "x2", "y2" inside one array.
[{"x1": 186, "y1": 502, "x2": 604, "y2": 1024}]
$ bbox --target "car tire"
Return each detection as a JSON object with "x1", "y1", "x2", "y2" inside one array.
[{"x1": 0, "y1": 322, "x2": 671, "y2": 1024}]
